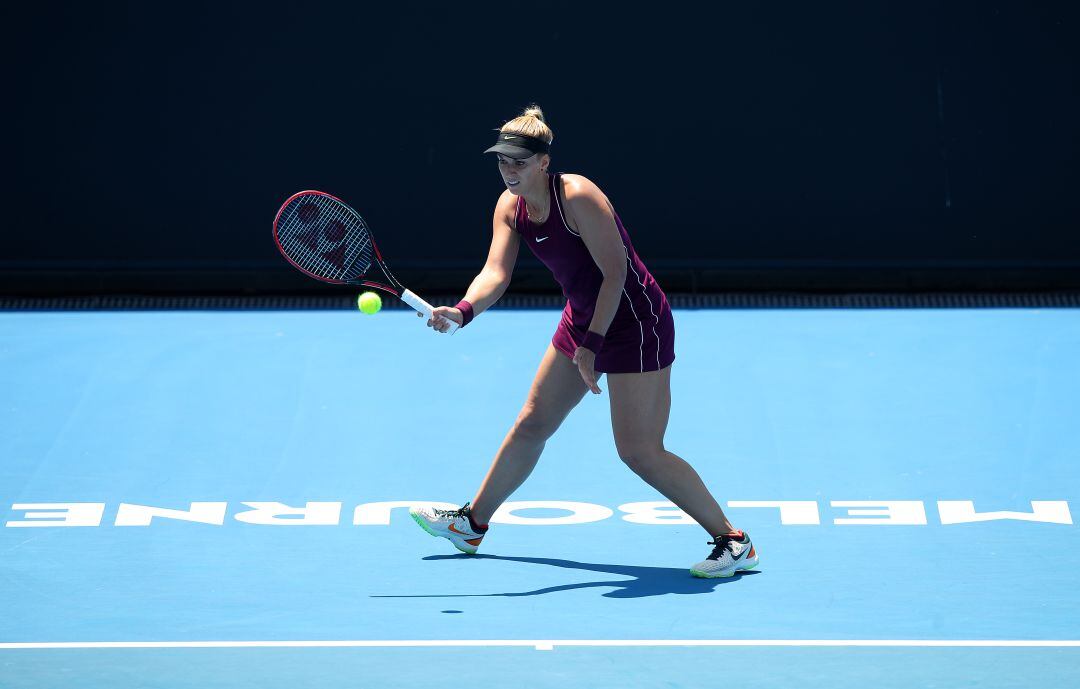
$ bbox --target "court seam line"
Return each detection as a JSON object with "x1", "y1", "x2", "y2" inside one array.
[{"x1": 2, "y1": 640, "x2": 1080, "y2": 651}]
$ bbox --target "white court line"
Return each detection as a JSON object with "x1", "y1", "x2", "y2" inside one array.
[{"x1": 2, "y1": 640, "x2": 1080, "y2": 652}]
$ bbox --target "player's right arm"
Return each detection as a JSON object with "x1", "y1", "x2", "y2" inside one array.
[
  {"x1": 463, "y1": 189, "x2": 520, "y2": 313},
  {"x1": 427, "y1": 190, "x2": 520, "y2": 329}
]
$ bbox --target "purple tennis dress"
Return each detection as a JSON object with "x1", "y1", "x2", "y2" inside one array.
[{"x1": 514, "y1": 173, "x2": 676, "y2": 374}]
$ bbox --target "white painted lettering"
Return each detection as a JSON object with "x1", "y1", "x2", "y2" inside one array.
[
  {"x1": 234, "y1": 502, "x2": 341, "y2": 525},
  {"x1": 491, "y1": 501, "x2": 613, "y2": 525},
  {"x1": 115, "y1": 502, "x2": 228, "y2": 527},
  {"x1": 353, "y1": 501, "x2": 457, "y2": 525},
  {"x1": 832, "y1": 501, "x2": 927, "y2": 525},
  {"x1": 727, "y1": 501, "x2": 820, "y2": 525},
  {"x1": 618, "y1": 501, "x2": 695, "y2": 524},
  {"x1": 6, "y1": 503, "x2": 105, "y2": 528},
  {"x1": 937, "y1": 500, "x2": 1072, "y2": 525}
]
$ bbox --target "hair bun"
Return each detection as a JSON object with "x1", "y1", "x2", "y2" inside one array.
[
  {"x1": 497, "y1": 105, "x2": 554, "y2": 145},
  {"x1": 522, "y1": 105, "x2": 546, "y2": 122}
]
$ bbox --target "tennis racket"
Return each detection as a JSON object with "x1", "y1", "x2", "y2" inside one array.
[{"x1": 273, "y1": 190, "x2": 458, "y2": 334}]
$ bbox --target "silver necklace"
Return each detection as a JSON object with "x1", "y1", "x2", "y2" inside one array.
[{"x1": 527, "y1": 191, "x2": 550, "y2": 224}]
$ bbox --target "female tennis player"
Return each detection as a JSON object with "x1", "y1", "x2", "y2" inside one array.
[{"x1": 410, "y1": 106, "x2": 756, "y2": 578}]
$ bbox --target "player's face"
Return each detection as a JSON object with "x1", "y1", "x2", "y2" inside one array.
[{"x1": 497, "y1": 153, "x2": 549, "y2": 195}]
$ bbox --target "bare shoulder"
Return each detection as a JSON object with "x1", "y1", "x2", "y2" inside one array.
[
  {"x1": 495, "y1": 187, "x2": 517, "y2": 209},
  {"x1": 559, "y1": 173, "x2": 613, "y2": 222},
  {"x1": 559, "y1": 173, "x2": 607, "y2": 203},
  {"x1": 493, "y1": 188, "x2": 518, "y2": 222}
]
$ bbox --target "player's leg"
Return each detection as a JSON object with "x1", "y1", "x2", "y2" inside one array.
[
  {"x1": 411, "y1": 344, "x2": 591, "y2": 553},
  {"x1": 607, "y1": 365, "x2": 732, "y2": 535},
  {"x1": 607, "y1": 365, "x2": 756, "y2": 576},
  {"x1": 468, "y1": 343, "x2": 594, "y2": 524}
]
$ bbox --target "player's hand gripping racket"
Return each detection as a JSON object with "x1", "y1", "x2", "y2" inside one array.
[{"x1": 273, "y1": 190, "x2": 458, "y2": 334}]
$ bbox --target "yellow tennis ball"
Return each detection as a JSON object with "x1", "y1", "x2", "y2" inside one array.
[{"x1": 357, "y1": 291, "x2": 382, "y2": 314}]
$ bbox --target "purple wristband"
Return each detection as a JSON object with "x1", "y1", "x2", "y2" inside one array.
[
  {"x1": 454, "y1": 299, "x2": 474, "y2": 327},
  {"x1": 581, "y1": 330, "x2": 605, "y2": 354}
]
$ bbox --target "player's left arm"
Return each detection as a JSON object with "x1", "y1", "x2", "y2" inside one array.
[
  {"x1": 563, "y1": 175, "x2": 628, "y2": 393},
  {"x1": 564, "y1": 175, "x2": 628, "y2": 339}
]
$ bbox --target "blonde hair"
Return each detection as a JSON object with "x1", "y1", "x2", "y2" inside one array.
[{"x1": 498, "y1": 104, "x2": 554, "y2": 145}]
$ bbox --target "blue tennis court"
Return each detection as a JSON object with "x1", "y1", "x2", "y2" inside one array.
[{"x1": 2, "y1": 304, "x2": 1078, "y2": 687}]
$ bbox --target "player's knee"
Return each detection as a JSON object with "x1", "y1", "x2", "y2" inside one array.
[
  {"x1": 616, "y1": 443, "x2": 666, "y2": 476},
  {"x1": 511, "y1": 407, "x2": 559, "y2": 443}
]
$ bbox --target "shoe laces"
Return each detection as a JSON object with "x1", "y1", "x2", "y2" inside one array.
[
  {"x1": 433, "y1": 502, "x2": 471, "y2": 519},
  {"x1": 706, "y1": 534, "x2": 736, "y2": 560}
]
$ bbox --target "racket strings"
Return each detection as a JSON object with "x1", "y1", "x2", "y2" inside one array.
[{"x1": 278, "y1": 195, "x2": 375, "y2": 282}]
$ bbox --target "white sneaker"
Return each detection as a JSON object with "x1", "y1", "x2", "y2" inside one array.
[
  {"x1": 409, "y1": 502, "x2": 487, "y2": 555},
  {"x1": 690, "y1": 531, "x2": 759, "y2": 578}
]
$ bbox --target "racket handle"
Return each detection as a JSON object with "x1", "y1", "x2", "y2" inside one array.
[{"x1": 401, "y1": 289, "x2": 460, "y2": 335}]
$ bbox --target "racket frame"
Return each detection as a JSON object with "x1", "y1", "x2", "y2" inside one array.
[{"x1": 272, "y1": 190, "x2": 458, "y2": 334}]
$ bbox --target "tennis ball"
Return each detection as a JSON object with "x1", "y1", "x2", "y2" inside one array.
[{"x1": 357, "y1": 291, "x2": 382, "y2": 314}]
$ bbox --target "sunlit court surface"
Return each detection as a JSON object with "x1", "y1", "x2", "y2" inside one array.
[{"x1": 2, "y1": 303, "x2": 1078, "y2": 688}]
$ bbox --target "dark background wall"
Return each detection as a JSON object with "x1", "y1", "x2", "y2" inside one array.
[{"x1": 2, "y1": 1, "x2": 1077, "y2": 295}]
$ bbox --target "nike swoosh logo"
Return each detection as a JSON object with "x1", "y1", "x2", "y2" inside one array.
[
  {"x1": 536, "y1": 236, "x2": 549, "y2": 242},
  {"x1": 447, "y1": 523, "x2": 472, "y2": 536},
  {"x1": 713, "y1": 539, "x2": 748, "y2": 562}
]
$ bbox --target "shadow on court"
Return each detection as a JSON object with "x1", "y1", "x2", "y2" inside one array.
[{"x1": 371, "y1": 554, "x2": 760, "y2": 600}]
